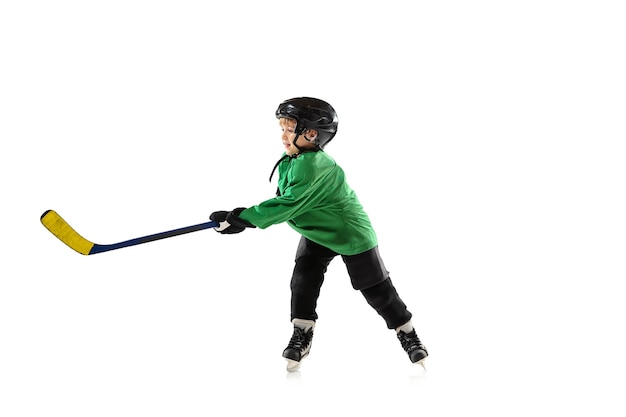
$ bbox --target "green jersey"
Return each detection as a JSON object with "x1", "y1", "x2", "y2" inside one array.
[{"x1": 239, "y1": 151, "x2": 378, "y2": 255}]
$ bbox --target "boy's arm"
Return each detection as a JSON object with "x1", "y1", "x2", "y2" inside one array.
[
  {"x1": 217, "y1": 153, "x2": 336, "y2": 230},
  {"x1": 240, "y1": 162, "x2": 330, "y2": 228}
]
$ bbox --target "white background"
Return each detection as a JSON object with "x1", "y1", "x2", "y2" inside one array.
[{"x1": 1, "y1": 1, "x2": 625, "y2": 416}]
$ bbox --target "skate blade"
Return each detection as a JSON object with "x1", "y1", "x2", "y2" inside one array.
[
  {"x1": 286, "y1": 359, "x2": 301, "y2": 372},
  {"x1": 285, "y1": 352, "x2": 309, "y2": 372}
]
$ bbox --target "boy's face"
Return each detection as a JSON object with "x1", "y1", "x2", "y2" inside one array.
[{"x1": 279, "y1": 118, "x2": 317, "y2": 156}]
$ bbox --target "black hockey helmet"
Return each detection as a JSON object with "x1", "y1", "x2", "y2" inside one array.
[{"x1": 275, "y1": 97, "x2": 338, "y2": 149}]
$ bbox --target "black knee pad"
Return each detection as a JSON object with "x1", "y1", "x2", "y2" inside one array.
[{"x1": 361, "y1": 279, "x2": 412, "y2": 329}]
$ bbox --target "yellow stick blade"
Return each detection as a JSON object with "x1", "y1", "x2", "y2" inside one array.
[{"x1": 40, "y1": 210, "x2": 95, "y2": 255}]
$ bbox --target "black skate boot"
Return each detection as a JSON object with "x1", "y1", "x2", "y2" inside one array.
[
  {"x1": 282, "y1": 325, "x2": 314, "y2": 372},
  {"x1": 397, "y1": 329, "x2": 428, "y2": 368}
]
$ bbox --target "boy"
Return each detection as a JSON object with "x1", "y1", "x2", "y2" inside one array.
[{"x1": 210, "y1": 97, "x2": 428, "y2": 372}]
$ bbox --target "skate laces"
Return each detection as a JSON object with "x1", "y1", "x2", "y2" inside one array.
[
  {"x1": 287, "y1": 327, "x2": 313, "y2": 351},
  {"x1": 397, "y1": 330, "x2": 421, "y2": 352}
]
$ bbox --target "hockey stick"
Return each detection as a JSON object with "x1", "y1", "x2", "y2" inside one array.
[{"x1": 40, "y1": 209, "x2": 218, "y2": 255}]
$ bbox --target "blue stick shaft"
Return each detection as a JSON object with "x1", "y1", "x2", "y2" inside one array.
[{"x1": 89, "y1": 221, "x2": 219, "y2": 254}]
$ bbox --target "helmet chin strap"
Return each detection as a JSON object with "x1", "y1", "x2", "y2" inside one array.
[
  {"x1": 290, "y1": 125, "x2": 307, "y2": 153},
  {"x1": 291, "y1": 125, "x2": 319, "y2": 153},
  {"x1": 270, "y1": 126, "x2": 318, "y2": 183}
]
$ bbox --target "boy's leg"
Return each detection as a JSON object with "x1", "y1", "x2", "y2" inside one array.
[
  {"x1": 361, "y1": 279, "x2": 428, "y2": 365},
  {"x1": 290, "y1": 237, "x2": 336, "y2": 321},
  {"x1": 283, "y1": 238, "x2": 336, "y2": 371},
  {"x1": 342, "y1": 247, "x2": 428, "y2": 366}
]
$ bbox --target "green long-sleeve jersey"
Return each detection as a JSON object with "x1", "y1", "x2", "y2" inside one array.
[{"x1": 239, "y1": 150, "x2": 378, "y2": 256}]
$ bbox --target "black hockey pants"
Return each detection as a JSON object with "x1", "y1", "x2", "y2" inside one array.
[{"x1": 289, "y1": 237, "x2": 412, "y2": 329}]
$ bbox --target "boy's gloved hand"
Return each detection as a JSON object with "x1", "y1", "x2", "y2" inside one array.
[{"x1": 210, "y1": 207, "x2": 256, "y2": 234}]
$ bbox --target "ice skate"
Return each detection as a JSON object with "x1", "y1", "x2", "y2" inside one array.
[
  {"x1": 282, "y1": 322, "x2": 314, "y2": 372},
  {"x1": 397, "y1": 329, "x2": 428, "y2": 369}
]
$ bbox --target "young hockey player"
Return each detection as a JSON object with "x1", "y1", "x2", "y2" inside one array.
[{"x1": 210, "y1": 97, "x2": 428, "y2": 372}]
